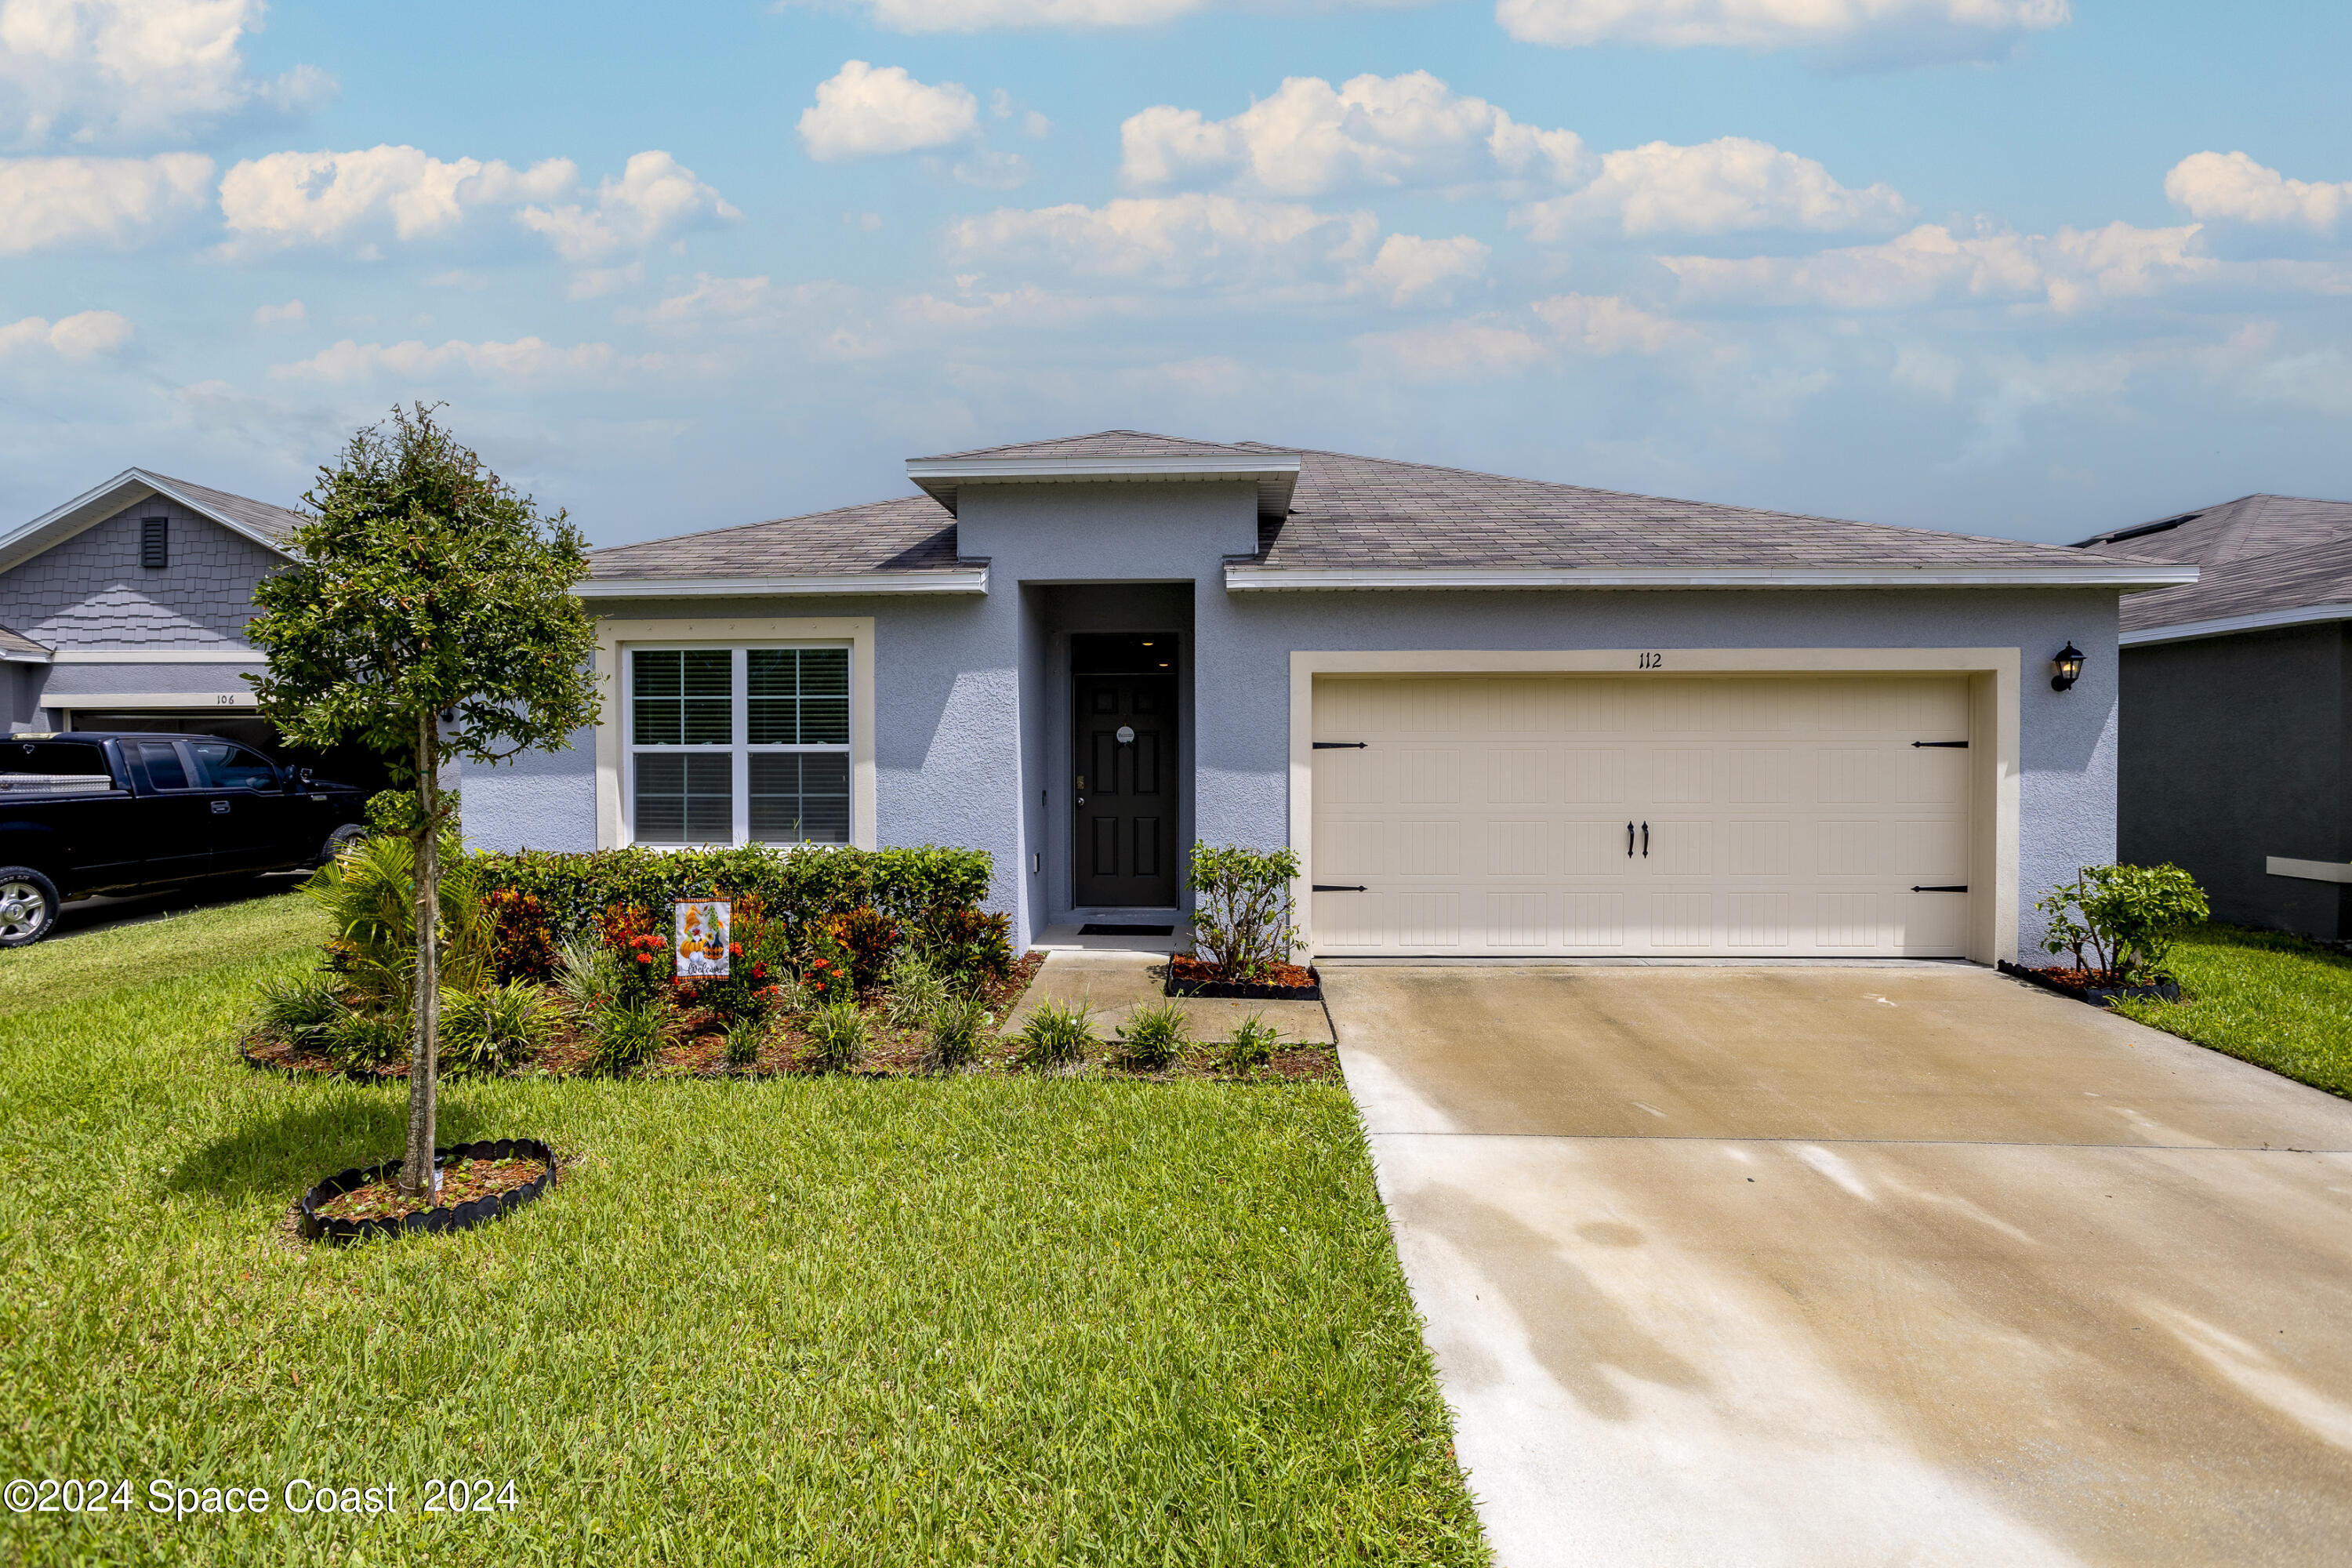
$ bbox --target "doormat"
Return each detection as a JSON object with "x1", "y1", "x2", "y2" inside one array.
[{"x1": 1079, "y1": 924, "x2": 1174, "y2": 936}]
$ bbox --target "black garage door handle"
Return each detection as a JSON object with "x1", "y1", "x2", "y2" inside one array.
[
  {"x1": 1312, "y1": 884, "x2": 1367, "y2": 892},
  {"x1": 1911, "y1": 885, "x2": 1969, "y2": 892}
]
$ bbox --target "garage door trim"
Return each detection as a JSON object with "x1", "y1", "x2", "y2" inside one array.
[{"x1": 1288, "y1": 648, "x2": 2021, "y2": 966}]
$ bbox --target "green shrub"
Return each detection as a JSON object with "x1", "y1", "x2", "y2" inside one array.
[
  {"x1": 1014, "y1": 1000, "x2": 1098, "y2": 1073},
  {"x1": 2037, "y1": 863, "x2": 2212, "y2": 984},
  {"x1": 884, "y1": 948, "x2": 950, "y2": 1029},
  {"x1": 485, "y1": 886, "x2": 558, "y2": 984},
  {"x1": 1187, "y1": 844, "x2": 1301, "y2": 982},
  {"x1": 1111, "y1": 1000, "x2": 1191, "y2": 1071},
  {"x1": 252, "y1": 973, "x2": 345, "y2": 1048},
  {"x1": 590, "y1": 1000, "x2": 677, "y2": 1073},
  {"x1": 442, "y1": 981, "x2": 559, "y2": 1076},
  {"x1": 916, "y1": 905, "x2": 1015, "y2": 985},
  {"x1": 924, "y1": 993, "x2": 993, "y2": 1073},
  {"x1": 824, "y1": 906, "x2": 900, "y2": 993},
  {"x1": 321, "y1": 1009, "x2": 408, "y2": 1069},
  {"x1": 303, "y1": 828, "x2": 489, "y2": 1011},
  {"x1": 1217, "y1": 1013, "x2": 1284, "y2": 1076},
  {"x1": 554, "y1": 934, "x2": 626, "y2": 1014},
  {"x1": 471, "y1": 844, "x2": 993, "y2": 942},
  {"x1": 801, "y1": 1000, "x2": 873, "y2": 1073},
  {"x1": 723, "y1": 1015, "x2": 768, "y2": 1071}
]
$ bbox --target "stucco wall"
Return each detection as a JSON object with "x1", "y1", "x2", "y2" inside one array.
[
  {"x1": 0, "y1": 498, "x2": 278, "y2": 648},
  {"x1": 466, "y1": 478, "x2": 2123, "y2": 958},
  {"x1": 2119, "y1": 625, "x2": 2347, "y2": 939}
]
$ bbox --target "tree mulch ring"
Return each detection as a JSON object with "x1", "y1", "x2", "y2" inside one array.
[
  {"x1": 1998, "y1": 960, "x2": 2182, "y2": 1007},
  {"x1": 299, "y1": 1138, "x2": 557, "y2": 1243},
  {"x1": 1165, "y1": 956, "x2": 1323, "y2": 1001}
]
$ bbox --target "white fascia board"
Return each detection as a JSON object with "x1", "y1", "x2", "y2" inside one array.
[
  {"x1": 1225, "y1": 563, "x2": 2203, "y2": 592},
  {"x1": 0, "y1": 467, "x2": 295, "y2": 575},
  {"x1": 2121, "y1": 602, "x2": 2352, "y2": 647},
  {"x1": 1, "y1": 648, "x2": 52, "y2": 664},
  {"x1": 575, "y1": 569, "x2": 989, "y2": 599}
]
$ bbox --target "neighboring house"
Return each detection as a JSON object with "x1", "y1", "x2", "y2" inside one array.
[
  {"x1": 460, "y1": 430, "x2": 2193, "y2": 964},
  {"x1": 2077, "y1": 493, "x2": 2352, "y2": 939},
  {"x1": 0, "y1": 470, "x2": 382, "y2": 786}
]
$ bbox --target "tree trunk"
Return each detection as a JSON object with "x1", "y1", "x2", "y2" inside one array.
[{"x1": 397, "y1": 712, "x2": 441, "y2": 1200}]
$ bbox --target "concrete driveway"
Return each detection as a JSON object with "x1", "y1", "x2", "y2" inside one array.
[{"x1": 1328, "y1": 964, "x2": 2352, "y2": 1567}]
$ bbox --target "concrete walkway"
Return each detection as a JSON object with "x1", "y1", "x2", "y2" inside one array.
[{"x1": 1328, "y1": 964, "x2": 2352, "y2": 1567}]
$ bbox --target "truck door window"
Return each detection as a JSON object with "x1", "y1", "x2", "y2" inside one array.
[
  {"x1": 191, "y1": 740, "x2": 277, "y2": 791},
  {"x1": 138, "y1": 742, "x2": 193, "y2": 790}
]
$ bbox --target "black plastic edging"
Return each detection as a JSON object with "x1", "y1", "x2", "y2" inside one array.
[
  {"x1": 1997, "y1": 960, "x2": 2180, "y2": 1008},
  {"x1": 1166, "y1": 967, "x2": 1324, "y2": 1003},
  {"x1": 298, "y1": 1138, "x2": 557, "y2": 1243}
]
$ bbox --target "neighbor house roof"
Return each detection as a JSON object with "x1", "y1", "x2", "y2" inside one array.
[
  {"x1": 0, "y1": 467, "x2": 304, "y2": 576},
  {"x1": 2074, "y1": 494, "x2": 2352, "y2": 644},
  {"x1": 585, "y1": 430, "x2": 2198, "y2": 596},
  {"x1": 0, "y1": 624, "x2": 51, "y2": 663}
]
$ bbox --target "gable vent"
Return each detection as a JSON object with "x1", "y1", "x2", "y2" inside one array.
[{"x1": 140, "y1": 516, "x2": 168, "y2": 569}]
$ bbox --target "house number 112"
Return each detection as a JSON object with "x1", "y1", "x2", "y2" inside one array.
[{"x1": 1637, "y1": 652, "x2": 1664, "y2": 669}]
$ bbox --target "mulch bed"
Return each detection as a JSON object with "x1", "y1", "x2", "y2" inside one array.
[
  {"x1": 238, "y1": 949, "x2": 1342, "y2": 1085},
  {"x1": 1998, "y1": 960, "x2": 2182, "y2": 1006},
  {"x1": 1166, "y1": 956, "x2": 1323, "y2": 1001},
  {"x1": 314, "y1": 1154, "x2": 549, "y2": 1224}
]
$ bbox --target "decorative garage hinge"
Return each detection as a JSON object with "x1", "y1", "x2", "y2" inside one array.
[
  {"x1": 1911, "y1": 740, "x2": 1969, "y2": 748},
  {"x1": 1312, "y1": 741, "x2": 1367, "y2": 750},
  {"x1": 1911, "y1": 885, "x2": 1969, "y2": 892}
]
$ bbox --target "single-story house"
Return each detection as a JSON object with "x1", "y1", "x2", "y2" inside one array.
[
  {"x1": 459, "y1": 430, "x2": 2194, "y2": 962},
  {"x1": 0, "y1": 468, "x2": 383, "y2": 785},
  {"x1": 2076, "y1": 493, "x2": 2352, "y2": 940}
]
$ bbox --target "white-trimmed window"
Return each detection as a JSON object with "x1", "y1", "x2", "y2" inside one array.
[{"x1": 625, "y1": 644, "x2": 851, "y2": 846}]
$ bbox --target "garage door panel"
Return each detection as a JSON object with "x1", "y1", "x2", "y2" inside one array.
[{"x1": 1310, "y1": 674, "x2": 1972, "y2": 958}]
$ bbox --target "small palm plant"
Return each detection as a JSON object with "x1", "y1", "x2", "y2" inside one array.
[
  {"x1": 924, "y1": 992, "x2": 994, "y2": 1074},
  {"x1": 1014, "y1": 1000, "x2": 1098, "y2": 1074},
  {"x1": 802, "y1": 1000, "x2": 873, "y2": 1073},
  {"x1": 1110, "y1": 1000, "x2": 1190, "y2": 1072},
  {"x1": 1217, "y1": 1013, "x2": 1283, "y2": 1076}
]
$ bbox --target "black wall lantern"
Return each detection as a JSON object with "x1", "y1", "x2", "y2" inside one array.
[{"x1": 2050, "y1": 642, "x2": 2085, "y2": 692}]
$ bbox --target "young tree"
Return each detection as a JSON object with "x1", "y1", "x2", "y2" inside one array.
[{"x1": 249, "y1": 404, "x2": 599, "y2": 1197}]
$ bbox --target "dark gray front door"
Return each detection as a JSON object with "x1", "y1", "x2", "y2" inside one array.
[{"x1": 1073, "y1": 672, "x2": 1176, "y2": 907}]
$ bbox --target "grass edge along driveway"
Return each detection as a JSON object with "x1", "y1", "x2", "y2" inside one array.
[
  {"x1": 2110, "y1": 923, "x2": 2352, "y2": 1101},
  {"x1": 0, "y1": 894, "x2": 1488, "y2": 1566}
]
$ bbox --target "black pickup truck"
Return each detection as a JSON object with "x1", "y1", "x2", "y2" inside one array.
[{"x1": 0, "y1": 732, "x2": 369, "y2": 946}]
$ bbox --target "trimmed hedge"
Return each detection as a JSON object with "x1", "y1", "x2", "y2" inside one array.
[{"x1": 474, "y1": 844, "x2": 995, "y2": 939}]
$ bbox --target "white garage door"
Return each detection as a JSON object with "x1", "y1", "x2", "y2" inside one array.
[{"x1": 1309, "y1": 675, "x2": 1973, "y2": 957}]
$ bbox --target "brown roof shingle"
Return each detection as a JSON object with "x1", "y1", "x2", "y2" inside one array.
[
  {"x1": 2076, "y1": 494, "x2": 2352, "y2": 633},
  {"x1": 591, "y1": 495, "x2": 968, "y2": 580}
]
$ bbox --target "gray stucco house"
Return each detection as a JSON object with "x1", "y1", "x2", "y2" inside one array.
[
  {"x1": 460, "y1": 430, "x2": 2191, "y2": 963},
  {"x1": 2078, "y1": 493, "x2": 2352, "y2": 940}
]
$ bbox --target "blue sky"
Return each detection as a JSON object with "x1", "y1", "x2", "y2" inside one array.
[{"x1": 2, "y1": 0, "x2": 2347, "y2": 548}]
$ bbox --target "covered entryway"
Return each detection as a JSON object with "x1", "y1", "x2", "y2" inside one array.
[{"x1": 1310, "y1": 673, "x2": 1975, "y2": 957}]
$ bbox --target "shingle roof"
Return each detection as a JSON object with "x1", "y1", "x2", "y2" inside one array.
[
  {"x1": 149, "y1": 473, "x2": 307, "y2": 545},
  {"x1": 0, "y1": 623, "x2": 50, "y2": 660},
  {"x1": 916, "y1": 430, "x2": 1271, "y2": 463},
  {"x1": 2075, "y1": 494, "x2": 2352, "y2": 634},
  {"x1": 1242, "y1": 445, "x2": 2107, "y2": 573},
  {"x1": 590, "y1": 495, "x2": 967, "y2": 580}
]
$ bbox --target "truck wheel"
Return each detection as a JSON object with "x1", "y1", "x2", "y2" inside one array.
[
  {"x1": 0, "y1": 869, "x2": 60, "y2": 946},
  {"x1": 316, "y1": 823, "x2": 367, "y2": 868}
]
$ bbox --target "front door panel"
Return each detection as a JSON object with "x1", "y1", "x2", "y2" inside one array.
[{"x1": 1074, "y1": 673, "x2": 1177, "y2": 907}]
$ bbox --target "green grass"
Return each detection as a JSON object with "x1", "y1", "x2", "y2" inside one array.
[
  {"x1": 2109, "y1": 924, "x2": 2352, "y2": 1099},
  {"x1": 0, "y1": 895, "x2": 1484, "y2": 1566},
  {"x1": 0, "y1": 890, "x2": 323, "y2": 1018}
]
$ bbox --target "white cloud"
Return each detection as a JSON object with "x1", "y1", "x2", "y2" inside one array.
[
  {"x1": 0, "y1": 151, "x2": 209, "y2": 252},
  {"x1": 251, "y1": 297, "x2": 303, "y2": 328},
  {"x1": 0, "y1": 308, "x2": 132, "y2": 358},
  {"x1": 1120, "y1": 71, "x2": 1588, "y2": 198},
  {"x1": 1361, "y1": 234, "x2": 1489, "y2": 306},
  {"x1": 1530, "y1": 291, "x2": 1687, "y2": 354},
  {"x1": 2165, "y1": 151, "x2": 2351, "y2": 233},
  {"x1": 1513, "y1": 136, "x2": 1910, "y2": 237},
  {"x1": 1494, "y1": 0, "x2": 2069, "y2": 51},
  {"x1": 1353, "y1": 292, "x2": 1686, "y2": 379},
  {"x1": 1661, "y1": 221, "x2": 2213, "y2": 314},
  {"x1": 216, "y1": 145, "x2": 734, "y2": 273},
  {"x1": 0, "y1": 0, "x2": 332, "y2": 145},
  {"x1": 514, "y1": 151, "x2": 737, "y2": 262},
  {"x1": 991, "y1": 89, "x2": 1050, "y2": 139},
  {"x1": 948, "y1": 193, "x2": 1378, "y2": 290},
  {"x1": 800, "y1": 60, "x2": 978, "y2": 161},
  {"x1": 270, "y1": 336, "x2": 621, "y2": 387}
]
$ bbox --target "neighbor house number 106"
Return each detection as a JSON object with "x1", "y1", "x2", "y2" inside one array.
[{"x1": 1637, "y1": 652, "x2": 1664, "y2": 669}]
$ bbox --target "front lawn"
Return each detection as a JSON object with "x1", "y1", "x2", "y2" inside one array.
[
  {"x1": 0, "y1": 895, "x2": 1484, "y2": 1566},
  {"x1": 2109, "y1": 923, "x2": 2352, "y2": 1099}
]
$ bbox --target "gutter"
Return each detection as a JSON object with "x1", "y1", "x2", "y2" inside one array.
[
  {"x1": 1223, "y1": 563, "x2": 2203, "y2": 592},
  {"x1": 2121, "y1": 602, "x2": 2352, "y2": 648},
  {"x1": 575, "y1": 568, "x2": 990, "y2": 599}
]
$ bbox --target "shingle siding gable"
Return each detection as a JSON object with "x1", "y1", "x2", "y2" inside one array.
[{"x1": 0, "y1": 497, "x2": 283, "y2": 648}]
